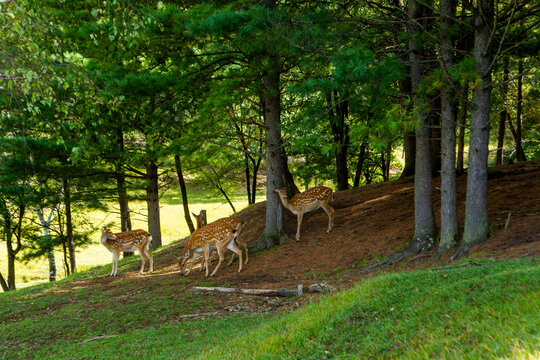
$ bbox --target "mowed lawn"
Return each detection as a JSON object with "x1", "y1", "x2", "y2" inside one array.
[{"x1": 0, "y1": 186, "x2": 254, "y2": 288}]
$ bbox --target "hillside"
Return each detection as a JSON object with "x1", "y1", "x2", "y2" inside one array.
[
  {"x1": 157, "y1": 160, "x2": 540, "y2": 287},
  {"x1": 1, "y1": 161, "x2": 539, "y2": 359}
]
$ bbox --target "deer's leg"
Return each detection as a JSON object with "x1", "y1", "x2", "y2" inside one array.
[
  {"x1": 137, "y1": 248, "x2": 146, "y2": 275},
  {"x1": 110, "y1": 251, "x2": 119, "y2": 276},
  {"x1": 144, "y1": 245, "x2": 153, "y2": 274},
  {"x1": 227, "y1": 250, "x2": 236, "y2": 266},
  {"x1": 227, "y1": 240, "x2": 243, "y2": 273},
  {"x1": 184, "y1": 251, "x2": 199, "y2": 276},
  {"x1": 210, "y1": 244, "x2": 226, "y2": 277},
  {"x1": 203, "y1": 246, "x2": 211, "y2": 277},
  {"x1": 295, "y1": 211, "x2": 304, "y2": 241},
  {"x1": 320, "y1": 201, "x2": 335, "y2": 233}
]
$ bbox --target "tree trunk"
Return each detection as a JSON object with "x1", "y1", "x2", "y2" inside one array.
[
  {"x1": 146, "y1": 159, "x2": 162, "y2": 250},
  {"x1": 36, "y1": 208, "x2": 56, "y2": 282},
  {"x1": 326, "y1": 91, "x2": 350, "y2": 191},
  {"x1": 115, "y1": 127, "x2": 133, "y2": 256},
  {"x1": 453, "y1": 0, "x2": 493, "y2": 260},
  {"x1": 514, "y1": 59, "x2": 526, "y2": 162},
  {"x1": 353, "y1": 143, "x2": 367, "y2": 187},
  {"x1": 6, "y1": 231, "x2": 16, "y2": 290},
  {"x1": 429, "y1": 95, "x2": 442, "y2": 177},
  {"x1": 437, "y1": 0, "x2": 459, "y2": 255},
  {"x1": 496, "y1": 58, "x2": 509, "y2": 165},
  {"x1": 63, "y1": 178, "x2": 76, "y2": 274},
  {"x1": 251, "y1": 156, "x2": 262, "y2": 204},
  {"x1": 409, "y1": 0, "x2": 437, "y2": 252},
  {"x1": 0, "y1": 272, "x2": 8, "y2": 292},
  {"x1": 244, "y1": 154, "x2": 252, "y2": 205},
  {"x1": 401, "y1": 131, "x2": 416, "y2": 178},
  {"x1": 456, "y1": 83, "x2": 469, "y2": 174},
  {"x1": 250, "y1": 65, "x2": 287, "y2": 252},
  {"x1": 174, "y1": 154, "x2": 195, "y2": 233}
]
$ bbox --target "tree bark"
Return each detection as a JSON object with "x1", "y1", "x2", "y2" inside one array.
[
  {"x1": 401, "y1": 131, "x2": 416, "y2": 178},
  {"x1": 63, "y1": 178, "x2": 76, "y2": 274},
  {"x1": 437, "y1": 0, "x2": 459, "y2": 255},
  {"x1": 353, "y1": 143, "x2": 367, "y2": 187},
  {"x1": 1, "y1": 201, "x2": 24, "y2": 290},
  {"x1": 250, "y1": 62, "x2": 287, "y2": 252},
  {"x1": 36, "y1": 208, "x2": 56, "y2": 282},
  {"x1": 429, "y1": 95, "x2": 442, "y2": 177},
  {"x1": 514, "y1": 59, "x2": 526, "y2": 162},
  {"x1": 326, "y1": 90, "x2": 350, "y2": 191},
  {"x1": 456, "y1": 83, "x2": 469, "y2": 174},
  {"x1": 453, "y1": 0, "x2": 494, "y2": 260},
  {"x1": 174, "y1": 154, "x2": 195, "y2": 234},
  {"x1": 115, "y1": 126, "x2": 133, "y2": 256},
  {"x1": 409, "y1": 0, "x2": 437, "y2": 251},
  {"x1": 0, "y1": 272, "x2": 8, "y2": 292},
  {"x1": 496, "y1": 58, "x2": 509, "y2": 165},
  {"x1": 146, "y1": 159, "x2": 162, "y2": 250}
]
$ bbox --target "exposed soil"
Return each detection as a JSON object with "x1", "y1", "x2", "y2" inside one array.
[{"x1": 67, "y1": 161, "x2": 540, "y2": 315}]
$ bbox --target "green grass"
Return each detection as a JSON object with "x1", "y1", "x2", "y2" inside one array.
[
  {"x1": 0, "y1": 185, "x2": 255, "y2": 288},
  {"x1": 1, "y1": 257, "x2": 538, "y2": 359}
]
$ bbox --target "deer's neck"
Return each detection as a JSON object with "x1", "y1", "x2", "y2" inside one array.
[{"x1": 279, "y1": 195, "x2": 296, "y2": 212}]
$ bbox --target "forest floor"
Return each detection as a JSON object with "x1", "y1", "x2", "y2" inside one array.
[{"x1": 83, "y1": 160, "x2": 540, "y2": 315}]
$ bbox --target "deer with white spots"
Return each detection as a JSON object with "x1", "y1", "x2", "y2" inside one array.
[
  {"x1": 179, "y1": 219, "x2": 243, "y2": 277},
  {"x1": 100, "y1": 228, "x2": 153, "y2": 276},
  {"x1": 192, "y1": 211, "x2": 248, "y2": 266},
  {"x1": 276, "y1": 186, "x2": 335, "y2": 242}
]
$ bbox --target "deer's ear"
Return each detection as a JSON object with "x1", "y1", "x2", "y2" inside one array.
[{"x1": 192, "y1": 212, "x2": 196, "y2": 217}]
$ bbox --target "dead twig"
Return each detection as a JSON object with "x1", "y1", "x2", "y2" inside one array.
[
  {"x1": 80, "y1": 335, "x2": 118, "y2": 343},
  {"x1": 431, "y1": 261, "x2": 484, "y2": 271},
  {"x1": 192, "y1": 286, "x2": 303, "y2": 297}
]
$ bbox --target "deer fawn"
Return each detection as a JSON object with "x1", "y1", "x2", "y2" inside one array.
[
  {"x1": 100, "y1": 228, "x2": 153, "y2": 276},
  {"x1": 179, "y1": 220, "x2": 243, "y2": 277},
  {"x1": 276, "y1": 186, "x2": 335, "y2": 241},
  {"x1": 192, "y1": 211, "x2": 248, "y2": 266}
]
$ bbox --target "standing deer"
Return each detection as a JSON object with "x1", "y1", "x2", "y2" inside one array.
[
  {"x1": 100, "y1": 228, "x2": 153, "y2": 276},
  {"x1": 192, "y1": 211, "x2": 248, "y2": 265},
  {"x1": 276, "y1": 186, "x2": 335, "y2": 241},
  {"x1": 179, "y1": 219, "x2": 243, "y2": 277}
]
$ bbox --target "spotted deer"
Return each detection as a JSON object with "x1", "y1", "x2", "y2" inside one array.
[
  {"x1": 192, "y1": 211, "x2": 248, "y2": 266},
  {"x1": 276, "y1": 186, "x2": 335, "y2": 241},
  {"x1": 100, "y1": 228, "x2": 153, "y2": 276},
  {"x1": 179, "y1": 219, "x2": 243, "y2": 277}
]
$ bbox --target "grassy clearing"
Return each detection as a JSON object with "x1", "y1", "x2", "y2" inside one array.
[
  {"x1": 0, "y1": 186, "x2": 254, "y2": 288},
  {"x1": 1, "y1": 257, "x2": 538, "y2": 359}
]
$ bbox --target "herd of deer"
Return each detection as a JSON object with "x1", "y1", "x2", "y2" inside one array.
[{"x1": 100, "y1": 186, "x2": 335, "y2": 277}]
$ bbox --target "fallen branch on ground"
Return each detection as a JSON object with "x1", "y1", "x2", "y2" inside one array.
[
  {"x1": 178, "y1": 312, "x2": 219, "y2": 319},
  {"x1": 192, "y1": 285, "x2": 303, "y2": 297},
  {"x1": 80, "y1": 335, "x2": 118, "y2": 343},
  {"x1": 431, "y1": 261, "x2": 483, "y2": 271},
  {"x1": 191, "y1": 283, "x2": 334, "y2": 297}
]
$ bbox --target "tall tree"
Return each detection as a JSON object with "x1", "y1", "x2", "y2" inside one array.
[
  {"x1": 437, "y1": 0, "x2": 459, "y2": 255},
  {"x1": 453, "y1": 0, "x2": 494, "y2": 259},
  {"x1": 409, "y1": 0, "x2": 437, "y2": 252},
  {"x1": 496, "y1": 58, "x2": 510, "y2": 165}
]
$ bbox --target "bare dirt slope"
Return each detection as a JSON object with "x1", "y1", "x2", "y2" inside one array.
[
  {"x1": 80, "y1": 161, "x2": 539, "y2": 314},
  {"x1": 153, "y1": 160, "x2": 540, "y2": 286}
]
